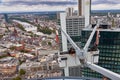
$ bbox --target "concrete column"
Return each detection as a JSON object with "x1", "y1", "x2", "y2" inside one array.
[{"x1": 60, "y1": 13, "x2": 68, "y2": 52}]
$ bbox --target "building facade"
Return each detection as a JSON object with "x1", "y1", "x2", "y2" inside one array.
[
  {"x1": 81, "y1": 28, "x2": 120, "y2": 79},
  {"x1": 59, "y1": 13, "x2": 84, "y2": 51}
]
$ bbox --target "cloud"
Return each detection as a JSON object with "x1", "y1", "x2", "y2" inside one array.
[
  {"x1": 0, "y1": 0, "x2": 120, "y2": 12},
  {"x1": 7, "y1": 1, "x2": 77, "y2": 6},
  {"x1": 92, "y1": 0, "x2": 120, "y2": 5},
  {"x1": 91, "y1": 0, "x2": 120, "y2": 10},
  {"x1": 92, "y1": 4, "x2": 120, "y2": 10},
  {"x1": 0, "y1": 2, "x2": 77, "y2": 12},
  {"x1": 2, "y1": 0, "x2": 77, "y2": 6},
  {"x1": 0, "y1": 0, "x2": 78, "y2": 12}
]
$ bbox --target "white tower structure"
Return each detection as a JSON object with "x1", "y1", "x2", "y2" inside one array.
[
  {"x1": 78, "y1": 0, "x2": 91, "y2": 27},
  {"x1": 60, "y1": 13, "x2": 68, "y2": 52},
  {"x1": 78, "y1": 0, "x2": 84, "y2": 16},
  {"x1": 85, "y1": 0, "x2": 91, "y2": 27}
]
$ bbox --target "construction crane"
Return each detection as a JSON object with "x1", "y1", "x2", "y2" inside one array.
[{"x1": 57, "y1": 20, "x2": 120, "y2": 80}]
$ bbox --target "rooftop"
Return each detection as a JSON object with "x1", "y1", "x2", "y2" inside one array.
[
  {"x1": 83, "y1": 24, "x2": 120, "y2": 32},
  {"x1": 19, "y1": 61, "x2": 41, "y2": 68},
  {"x1": 83, "y1": 28, "x2": 120, "y2": 32}
]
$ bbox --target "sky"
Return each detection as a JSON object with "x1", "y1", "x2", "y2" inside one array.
[{"x1": 0, "y1": 0, "x2": 120, "y2": 12}]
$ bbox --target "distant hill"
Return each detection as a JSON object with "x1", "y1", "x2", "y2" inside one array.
[
  {"x1": 91, "y1": 9, "x2": 120, "y2": 16},
  {"x1": 0, "y1": 11, "x2": 64, "y2": 15},
  {"x1": 0, "y1": 9, "x2": 120, "y2": 15},
  {"x1": 91, "y1": 9, "x2": 120, "y2": 13}
]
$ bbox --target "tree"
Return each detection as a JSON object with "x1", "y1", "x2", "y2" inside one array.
[
  {"x1": 0, "y1": 35, "x2": 3, "y2": 39},
  {"x1": 17, "y1": 24, "x2": 25, "y2": 31},
  {"x1": 19, "y1": 60, "x2": 24, "y2": 65},
  {"x1": 12, "y1": 76, "x2": 21, "y2": 80},
  {"x1": 37, "y1": 27, "x2": 52, "y2": 35},
  {"x1": 48, "y1": 42, "x2": 52, "y2": 46},
  {"x1": 19, "y1": 69, "x2": 26, "y2": 76},
  {"x1": 9, "y1": 46, "x2": 16, "y2": 50}
]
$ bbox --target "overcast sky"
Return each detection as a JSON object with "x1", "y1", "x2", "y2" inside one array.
[{"x1": 0, "y1": 0, "x2": 120, "y2": 12}]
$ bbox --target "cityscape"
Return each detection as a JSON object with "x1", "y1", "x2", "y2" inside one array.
[{"x1": 0, "y1": 0, "x2": 120, "y2": 80}]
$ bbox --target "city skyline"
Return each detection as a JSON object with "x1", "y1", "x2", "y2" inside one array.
[
  {"x1": 0, "y1": 0, "x2": 120, "y2": 80},
  {"x1": 0, "y1": 0, "x2": 120, "y2": 12}
]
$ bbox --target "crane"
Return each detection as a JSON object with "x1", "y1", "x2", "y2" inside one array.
[{"x1": 57, "y1": 20, "x2": 120, "y2": 80}]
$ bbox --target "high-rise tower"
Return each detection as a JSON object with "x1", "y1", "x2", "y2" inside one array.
[
  {"x1": 57, "y1": 0, "x2": 91, "y2": 76},
  {"x1": 84, "y1": 0, "x2": 91, "y2": 27},
  {"x1": 66, "y1": 7, "x2": 74, "y2": 17},
  {"x1": 78, "y1": 0, "x2": 84, "y2": 16},
  {"x1": 82, "y1": 28, "x2": 120, "y2": 79},
  {"x1": 78, "y1": 0, "x2": 91, "y2": 27}
]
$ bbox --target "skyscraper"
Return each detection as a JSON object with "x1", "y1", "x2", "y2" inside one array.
[
  {"x1": 58, "y1": 0, "x2": 91, "y2": 55},
  {"x1": 84, "y1": 0, "x2": 91, "y2": 27},
  {"x1": 66, "y1": 7, "x2": 74, "y2": 17},
  {"x1": 81, "y1": 28, "x2": 120, "y2": 79},
  {"x1": 59, "y1": 12, "x2": 84, "y2": 52},
  {"x1": 78, "y1": 0, "x2": 84, "y2": 16},
  {"x1": 78, "y1": 0, "x2": 91, "y2": 27},
  {"x1": 57, "y1": 0, "x2": 91, "y2": 77}
]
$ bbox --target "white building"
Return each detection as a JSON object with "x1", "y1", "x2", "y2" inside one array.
[
  {"x1": 59, "y1": 13, "x2": 84, "y2": 51},
  {"x1": 78, "y1": 0, "x2": 91, "y2": 27}
]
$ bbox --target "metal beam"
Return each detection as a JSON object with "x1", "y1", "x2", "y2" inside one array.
[{"x1": 87, "y1": 62, "x2": 120, "y2": 80}]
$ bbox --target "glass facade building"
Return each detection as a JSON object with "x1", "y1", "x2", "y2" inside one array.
[{"x1": 81, "y1": 29, "x2": 120, "y2": 78}]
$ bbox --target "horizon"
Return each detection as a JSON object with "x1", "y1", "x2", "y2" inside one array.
[{"x1": 0, "y1": 9, "x2": 120, "y2": 14}]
